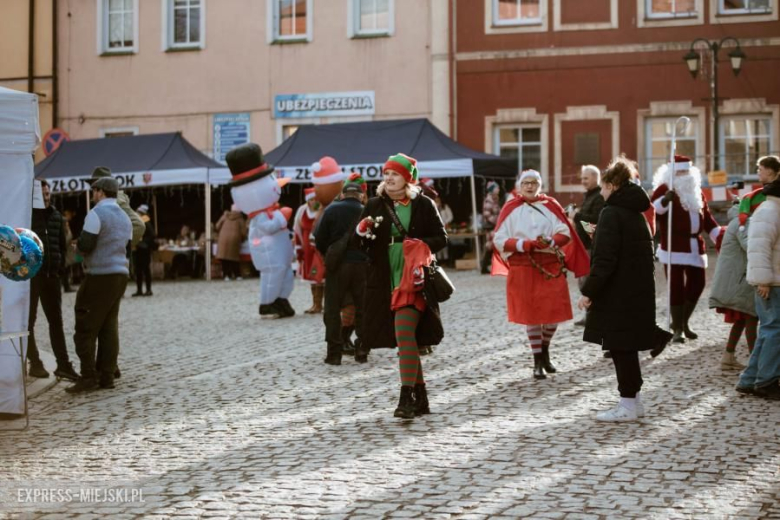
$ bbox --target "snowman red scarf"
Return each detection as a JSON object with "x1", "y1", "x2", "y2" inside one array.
[{"x1": 490, "y1": 193, "x2": 590, "y2": 278}]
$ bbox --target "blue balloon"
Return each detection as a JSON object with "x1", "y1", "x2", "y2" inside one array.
[
  {"x1": 3, "y1": 235, "x2": 43, "y2": 281},
  {"x1": 0, "y1": 225, "x2": 23, "y2": 274}
]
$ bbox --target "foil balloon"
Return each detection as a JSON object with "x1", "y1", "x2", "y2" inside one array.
[
  {"x1": 0, "y1": 225, "x2": 23, "y2": 275},
  {"x1": 3, "y1": 235, "x2": 43, "y2": 281},
  {"x1": 15, "y1": 228, "x2": 44, "y2": 255}
]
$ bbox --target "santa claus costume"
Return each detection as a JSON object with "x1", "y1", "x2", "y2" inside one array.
[
  {"x1": 293, "y1": 187, "x2": 324, "y2": 313},
  {"x1": 227, "y1": 143, "x2": 296, "y2": 319},
  {"x1": 651, "y1": 155, "x2": 722, "y2": 343},
  {"x1": 492, "y1": 170, "x2": 590, "y2": 379}
]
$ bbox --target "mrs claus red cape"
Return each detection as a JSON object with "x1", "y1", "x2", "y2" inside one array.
[{"x1": 491, "y1": 194, "x2": 590, "y2": 325}]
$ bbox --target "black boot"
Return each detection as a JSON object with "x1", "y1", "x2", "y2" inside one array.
[
  {"x1": 259, "y1": 303, "x2": 281, "y2": 318},
  {"x1": 413, "y1": 384, "x2": 430, "y2": 416},
  {"x1": 341, "y1": 326, "x2": 355, "y2": 355},
  {"x1": 393, "y1": 386, "x2": 416, "y2": 419},
  {"x1": 670, "y1": 305, "x2": 686, "y2": 343},
  {"x1": 275, "y1": 298, "x2": 296, "y2": 318},
  {"x1": 650, "y1": 325, "x2": 675, "y2": 358},
  {"x1": 53, "y1": 362, "x2": 79, "y2": 382},
  {"x1": 533, "y1": 353, "x2": 546, "y2": 380},
  {"x1": 682, "y1": 301, "x2": 699, "y2": 340},
  {"x1": 354, "y1": 339, "x2": 369, "y2": 363},
  {"x1": 324, "y1": 343, "x2": 342, "y2": 366},
  {"x1": 65, "y1": 377, "x2": 98, "y2": 394},
  {"x1": 541, "y1": 344, "x2": 557, "y2": 373}
]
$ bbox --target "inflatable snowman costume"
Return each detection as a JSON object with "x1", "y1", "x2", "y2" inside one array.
[{"x1": 226, "y1": 143, "x2": 295, "y2": 318}]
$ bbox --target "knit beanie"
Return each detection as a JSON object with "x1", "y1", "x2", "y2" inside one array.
[
  {"x1": 383, "y1": 153, "x2": 418, "y2": 184},
  {"x1": 343, "y1": 172, "x2": 367, "y2": 193},
  {"x1": 738, "y1": 187, "x2": 767, "y2": 229}
]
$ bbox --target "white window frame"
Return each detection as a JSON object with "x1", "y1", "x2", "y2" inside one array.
[
  {"x1": 267, "y1": 0, "x2": 313, "y2": 44},
  {"x1": 718, "y1": 0, "x2": 772, "y2": 14},
  {"x1": 162, "y1": 0, "x2": 206, "y2": 51},
  {"x1": 638, "y1": 0, "x2": 704, "y2": 26},
  {"x1": 97, "y1": 0, "x2": 140, "y2": 55},
  {"x1": 99, "y1": 126, "x2": 140, "y2": 138},
  {"x1": 719, "y1": 115, "x2": 774, "y2": 177},
  {"x1": 348, "y1": 0, "x2": 394, "y2": 38},
  {"x1": 646, "y1": 0, "x2": 698, "y2": 18},
  {"x1": 644, "y1": 117, "x2": 700, "y2": 180},
  {"x1": 709, "y1": 0, "x2": 778, "y2": 22},
  {"x1": 492, "y1": 0, "x2": 544, "y2": 26},
  {"x1": 494, "y1": 124, "x2": 544, "y2": 176}
]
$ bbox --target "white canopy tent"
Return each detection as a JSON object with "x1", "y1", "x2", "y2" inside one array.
[{"x1": 0, "y1": 87, "x2": 40, "y2": 415}]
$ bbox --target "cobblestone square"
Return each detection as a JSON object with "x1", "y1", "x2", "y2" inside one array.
[{"x1": 1, "y1": 269, "x2": 779, "y2": 519}]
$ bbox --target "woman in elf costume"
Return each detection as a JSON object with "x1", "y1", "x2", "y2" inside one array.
[
  {"x1": 356, "y1": 153, "x2": 447, "y2": 419},
  {"x1": 492, "y1": 169, "x2": 590, "y2": 379},
  {"x1": 293, "y1": 187, "x2": 325, "y2": 313}
]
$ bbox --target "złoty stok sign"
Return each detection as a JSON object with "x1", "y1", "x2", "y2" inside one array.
[{"x1": 274, "y1": 91, "x2": 375, "y2": 119}]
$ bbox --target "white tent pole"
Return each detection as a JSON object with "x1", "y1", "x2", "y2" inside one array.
[
  {"x1": 666, "y1": 116, "x2": 690, "y2": 329},
  {"x1": 469, "y1": 174, "x2": 481, "y2": 272},
  {"x1": 205, "y1": 181, "x2": 212, "y2": 281}
]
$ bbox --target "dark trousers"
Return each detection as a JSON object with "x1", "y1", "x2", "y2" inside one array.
[
  {"x1": 27, "y1": 273, "x2": 70, "y2": 367},
  {"x1": 222, "y1": 259, "x2": 240, "y2": 279},
  {"x1": 133, "y1": 249, "x2": 152, "y2": 293},
  {"x1": 323, "y1": 263, "x2": 367, "y2": 348},
  {"x1": 664, "y1": 264, "x2": 706, "y2": 306},
  {"x1": 74, "y1": 274, "x2": 127, "y2": 381},
  {"x1": 610, "y1": 350, "x2": 643, "y2": 398}
]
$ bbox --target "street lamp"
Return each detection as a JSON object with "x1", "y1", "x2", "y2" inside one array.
[{"x1": 682, "y1": 37, "x2": 746, "y2": 171}]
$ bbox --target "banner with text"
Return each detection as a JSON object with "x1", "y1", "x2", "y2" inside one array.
[{"x1": 274, "y1": 91, "x2": 375, "y2": 119}]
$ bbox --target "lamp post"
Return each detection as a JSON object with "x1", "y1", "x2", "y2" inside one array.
[{"x1": 683, "y1": 37, "x2": 746, "y2": 172}]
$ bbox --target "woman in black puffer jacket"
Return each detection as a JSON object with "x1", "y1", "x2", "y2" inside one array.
[{"x1": 578, "y1": 156, "x2": 672, "y2": 422}]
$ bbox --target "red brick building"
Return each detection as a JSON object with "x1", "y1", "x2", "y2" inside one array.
[{"x1": 453, "y1": 0, "x2": 780, "y2": 204}]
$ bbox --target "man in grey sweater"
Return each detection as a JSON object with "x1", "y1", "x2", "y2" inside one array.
[{"x1": 66, "y1": 176, "x2": 132, "y2": 393}]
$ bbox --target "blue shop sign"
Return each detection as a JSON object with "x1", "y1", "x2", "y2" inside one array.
[{"x1": 274, "y1": 91, "x2": 375, "y2": 119}]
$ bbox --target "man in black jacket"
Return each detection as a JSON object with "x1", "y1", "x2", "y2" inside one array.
[
  {"x1": 131, "y1": 204, "x2": 156, "y2": 297},
  {"x1": 26, "y1": 180, "x2": 79, "y2": 381},
  {"x1": 569, "y1": 165, "x2": 605, "y2": 327},
  {"x1": 315, "y1": 174, "x2": 370, "y2": 365}
]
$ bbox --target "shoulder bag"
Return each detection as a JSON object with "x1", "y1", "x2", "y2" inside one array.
[{"x1": 382, "y1": 197, "x2": 455, "y2": 303}]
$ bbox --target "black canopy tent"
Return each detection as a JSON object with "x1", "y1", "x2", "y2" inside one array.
[
  {"x1": 209, "y1": 119, "x2": 517, "y2": 269},
  {"x1": 35, "y1": 132, "x2": 230, "y2": 279}
]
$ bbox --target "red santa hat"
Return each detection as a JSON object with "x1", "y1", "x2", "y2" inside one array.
[
  {"x1": 672, "y1": 154, "x2": 692, "y2": 172},
  {"x1": 311, "y1": 156, "x2": 346, "y2": 185},
  {"x1": 304, "y1": 187, "x2": 316, "y2": 201}
]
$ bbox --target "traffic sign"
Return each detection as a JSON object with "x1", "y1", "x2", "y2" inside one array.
[
  {"x1": 213, "y1": 113, "x2": 251, "y2": 164},
  {"x1": 42, "y1": 128, "x2": 70, "y2": 157}
]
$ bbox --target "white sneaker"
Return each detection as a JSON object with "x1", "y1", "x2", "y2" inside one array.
[
  {"x1": 636, "y1": 402, "x2": 645, "y2": 418},
  {"x1": 224, "y1": 276, "x2": 230, "y2": 281},
  {"x1": 236, "y1": 276, "x2": 243, "y2": 281},
  {"x1": 596, "y1": 404, "x2": 638, "y2": 422}
]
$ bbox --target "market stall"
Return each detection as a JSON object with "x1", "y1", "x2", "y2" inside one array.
[{"x1": 0, "y1": 87, "x2": 40, "y2": 416}]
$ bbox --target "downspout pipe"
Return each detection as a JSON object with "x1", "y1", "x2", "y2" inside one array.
[
  {"x1": 53, "y1": 0, "x2": 59, "y2": 127},
  {"x1": 28, "y1": 0, "x2": 35, "y2": 94}
]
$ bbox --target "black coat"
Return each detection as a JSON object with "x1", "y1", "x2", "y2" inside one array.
[
  {"x1": 360, "y1": 194, "x2": 448, "y2": 349},
  {"x1": 581, "y1": 182, "x2": 656, "y2": 351},
  {"x1": 31, "y1": 206, "x2": 66, "y2": 277},
  {"x1": 314, "y1": 197, "x2": 368, "y2": 264},
  {"x1": 573, "y1": 187, "x2": 605, "y2": 250}
]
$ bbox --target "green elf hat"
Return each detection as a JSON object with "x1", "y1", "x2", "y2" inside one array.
[
  {"x1": 738, "y1": 187, "x2": 767, "y2": 230},
  {"x1": 343, "y1": 171, "x2": 367, "y2": 193},
  {"x1": 383, "y1": 153, "x2": 418, "y2": 184}
]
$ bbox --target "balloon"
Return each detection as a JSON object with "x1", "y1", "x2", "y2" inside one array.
[
  {"x1": 2, "y1": 235, "x2": 43, "y2": 281},
  {"x1": 15, "y1": 228, "x2": 44, "y2": 255},
  {"x1": 0, "y1": 225, "x2": 23, "y2": 275}
]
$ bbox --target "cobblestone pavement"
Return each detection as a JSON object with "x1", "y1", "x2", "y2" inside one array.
[{"x1": 1, "y1": 264, "x2": 779, "y2": 519}]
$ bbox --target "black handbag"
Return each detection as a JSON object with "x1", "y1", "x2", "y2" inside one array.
[{"x1": 382, "y1": 198, "x2": 455, "y2": 304}]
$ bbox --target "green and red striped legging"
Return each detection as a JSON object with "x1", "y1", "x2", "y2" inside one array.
[{"x1": 395, "y1": 306, "x2": 425, "y2": 387}]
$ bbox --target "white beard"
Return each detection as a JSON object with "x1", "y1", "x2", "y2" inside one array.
[
  {"x1": 653, "y1": 164, "x2": 703, "y2": 212},
  {"x1": 673, "y1": 174, "x2": 703, "y2": 212}
]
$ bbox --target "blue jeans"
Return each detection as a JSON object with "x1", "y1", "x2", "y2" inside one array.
[{"x1": 738, "y1": 287, "x2": 780, "y2": 389}]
